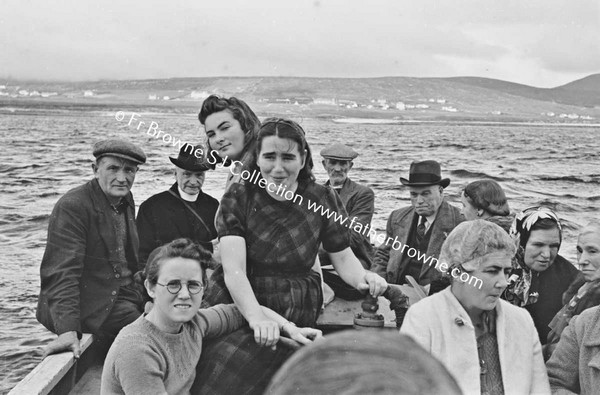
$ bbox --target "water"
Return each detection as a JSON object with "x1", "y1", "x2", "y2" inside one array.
[{"x1": 1, "y1": 107, "x2": 599, "y2": 393}]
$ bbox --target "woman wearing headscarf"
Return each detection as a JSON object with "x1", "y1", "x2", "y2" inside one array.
[
  {"x1": 401, "y1": 220, "x2": 550, "y2": 394},
  {"x1": 502, "y1": 206, "x2": 580, "y2": 345},
  {"x1": 460, "y1": 179, "x2": 513, "y2": 232},
  {"x1": 545, "y1": 221, "x2": 600, "y2": 359}
]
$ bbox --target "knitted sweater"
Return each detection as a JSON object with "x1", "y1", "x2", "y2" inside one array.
[{"x1": 101, "y1": 304, "x2": 245, "y2": 395}]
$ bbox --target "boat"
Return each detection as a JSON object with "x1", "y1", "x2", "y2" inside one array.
[{"x1": 9, "y1": 283, "x2": 422, "y2": 394}]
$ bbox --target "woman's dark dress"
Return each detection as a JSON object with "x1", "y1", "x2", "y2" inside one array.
[{"x1": 193, "y1": 179, "x2": 350, "y2": 395}]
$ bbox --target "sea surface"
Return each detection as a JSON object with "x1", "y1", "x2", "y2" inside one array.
[{"x1": 1, "y1": 106, "x2": 599, "y2": 393}]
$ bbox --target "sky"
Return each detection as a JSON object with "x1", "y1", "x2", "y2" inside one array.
[{"x1": 1, "y1": 0, "x2": 599, "y2": 88}]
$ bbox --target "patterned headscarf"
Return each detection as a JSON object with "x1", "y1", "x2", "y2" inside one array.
[{"x1": 503, "y1": 206, "x2": 562, "y2": 306}]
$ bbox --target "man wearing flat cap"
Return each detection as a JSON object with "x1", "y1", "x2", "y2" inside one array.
[
  {"x1": 37, "y1": 139, "x2": 146, "y2": 357},
  {"x1": 137, "y1": 144, "x2": 218, "y2": 264},
  {"x1": 318, "y1": 143, "x2": 375, "y2": 298},
  {"x1": 372, "y1": 160, "x2": 463, "y2": 288}
]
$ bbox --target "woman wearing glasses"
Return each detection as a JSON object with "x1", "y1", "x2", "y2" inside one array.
[
  {"x1": 101, "y1": 238, "x2": 319, "y2": 395},
  {"x1": 194, "y1": 118, "x2": 387, "y2": 395},
  {"x1": 502, "y1": 206, "x2": 579, "y2": 346}
]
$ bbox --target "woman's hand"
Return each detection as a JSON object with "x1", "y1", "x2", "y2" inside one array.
[
  {"x1": 281, "y1": 322, "x2": 323, "y2": 345},
  {"x1": 357, "y1": 271, "x2": 388, "y2": 297},
  {"x1": 248, "y1": 316, "x2": 281, "y2": 348}
]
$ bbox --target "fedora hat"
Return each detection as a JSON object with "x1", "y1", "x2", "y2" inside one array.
[
  {"x1": 399, "y1": 160, "x2": 450, "y2": 188},
  {"x1": 169, "y1": 144, "x2": 211, "y2": 171}
]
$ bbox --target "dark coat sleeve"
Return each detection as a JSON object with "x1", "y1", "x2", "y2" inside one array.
[
  {"x1": 372, "y1": 213, "x2": 394, "y2": 279},
  {"x1": 346, "y1": 186, "x2": 375, "y2": 252},
  {"x1": 136, "y1": 200, "x2": 157, "y2": 266},
  {"x1": 38, "y1": 196, "x2": 88, "y2": 334}
]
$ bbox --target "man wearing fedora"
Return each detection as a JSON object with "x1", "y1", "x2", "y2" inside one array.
[
  {"x1": 372, "y1": 160, "x2": 463, "y2": 287},
  {"x1": 37, "y1": 139, "x2": 146, "y2": 357},
  {"x1": 317, "y1": 143, "x2": 375, "y2": 299},
  {"x1": 137, "y1": 144, "x2": 218, "y2": 265}
]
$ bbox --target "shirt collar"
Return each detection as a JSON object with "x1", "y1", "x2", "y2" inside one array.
[{"x1": 178, "y1": 186, "x2": 199, "y2": 202}]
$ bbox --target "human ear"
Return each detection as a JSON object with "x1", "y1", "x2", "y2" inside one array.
[{"x1": 145, "y1": 279, "x2": 156, "y2": 299}]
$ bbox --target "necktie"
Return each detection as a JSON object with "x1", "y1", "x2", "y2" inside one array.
[{"x1": 417, "y1": 216, "x2": 427, "y2": 238}]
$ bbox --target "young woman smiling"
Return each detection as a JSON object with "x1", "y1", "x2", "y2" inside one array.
[{"x1": 198, "y1": 95, "x2": 261, "y2": 188}]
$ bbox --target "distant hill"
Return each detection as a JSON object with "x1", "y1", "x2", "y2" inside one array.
[
  {"x1": 2, "y1": 74, "x2": 599, "y2": 121},
  {"x1": 444, "y1": 74, "x2": 600, "y2": 108}
]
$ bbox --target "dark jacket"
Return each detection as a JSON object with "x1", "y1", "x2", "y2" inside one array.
[
  {"x1": 524, "y1": 254, "x2": 580, "y2": 345},
  {"x1": 36, "y1": 179, "x2": 141, "y2": 335},
  {"x1": 372, "y1": 199, "x2": 463, "y2": 285},
  {"x1": 321, "y1": 178, "x2": 374, "y2": 269},
  {"x1": 136, "y1": 183, "x2": 219, "y2": 265}
]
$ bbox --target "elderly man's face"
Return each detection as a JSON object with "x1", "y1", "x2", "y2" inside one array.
[
  {"x1": 322, "y1": 159, "x2": 353, "y2": 187},
  {"x1": 452, "y1": 252, "x2": 512, "y2": 316},
  {"x1": 93, "y1": 156, "x2": 138, "y2": 204},
  {"x1": 409, "y1": 185, "x2": 444, "y2": 217},
  {"x1": 175, "y1": 168, "x2": 206, "y2": 195}
]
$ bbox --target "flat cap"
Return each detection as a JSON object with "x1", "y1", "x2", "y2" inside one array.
[
  {"x1": 320, "y1": 143, "x2": 358, "y2": 161},
  {"x1": 93, "y1": 139, "x2": 146, "y2": 164}
]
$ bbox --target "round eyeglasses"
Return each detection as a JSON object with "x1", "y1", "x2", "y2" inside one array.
[{"x1": 156, "y1": 280, "x2": 204, "y2": 295}]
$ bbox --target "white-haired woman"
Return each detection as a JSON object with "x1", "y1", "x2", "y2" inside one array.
[{"x1": 401, "y1": 220, "x2": 550, "y2": 395}]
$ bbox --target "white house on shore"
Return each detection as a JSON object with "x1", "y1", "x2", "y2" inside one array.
[
  {"x1": 442, "y1": 106, "x2": 458, "y2": 112},
  {"x1": 190, "y1": 91, "x2": 210, "y2": 100},
  {"x1": 148, "y1": 94, "x2": 158, "y2": 100},
  {"x1": 395, "y1": 102, "x2": 406, "y2": 110},
  {"x1": 313, "y1": 98, "x2": 336, "y2": 105}
]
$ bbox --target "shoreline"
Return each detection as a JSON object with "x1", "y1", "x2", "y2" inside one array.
[
  {"x1": 1, "y1": 99, "x2": 599, "y2": 128},
  {"x1": 331, "y1": 117, "x2": 600, "y2": 127}
]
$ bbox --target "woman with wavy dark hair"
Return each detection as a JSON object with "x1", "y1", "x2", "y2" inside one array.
[
  {"x1": 194, "y1": 118, "x2": 387, "y2": 395},
  {"x1": 198, "y1": 95, "x2": 261, "y2": 187},
  {"x1": 461, "y1": 179, "x2": 513, "y2": 232}
]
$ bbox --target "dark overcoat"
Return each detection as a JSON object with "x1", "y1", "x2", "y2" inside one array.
[
  {"x1": 324, "y1": 178, "x2": 375, "y2": 268},
  {"x1": 36, "y1": 178, "x2": 140, "y2": 335},
  {"x1": 372, "y1": 199, "x2": 463, "y2": 285},
  {"x1": 136, "y1": 183, "x2": 219, "y2": 264}
]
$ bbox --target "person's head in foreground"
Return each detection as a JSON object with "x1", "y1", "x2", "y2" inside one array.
[
  {"x1": 92, "y1": 139, "x2": 146, "y2": 204},
  {"x1": 144, "y1": 238, "x2": 211, "y2": 333},
  {"x1": 577, "y1": 221, "x2": 600, "y2": 282},
  {"x1": 442, "y1": 220, "x2": 515, "y2": 318},
  {"x1": 461, "y1": 179, "x2": 510, "y2": 220},
  {"x1": 510, "y1": 206, "x2": 562, "y2": 273},
  {"x1": 400, "y1": 160, "x2": 450, "y2": 218},
  {"x1": 169, "y1": 143, "x2": 211, "y2": 196},
  {"x1": 265, "y1": 330, "x2": 462, "y2": 395},
  {"x1": 199, "y1": 95, "x2": 261, "y2": 162},
  {"x1": 247, "y1": 117, "x2": 315, "y2": 198},
  {"x1": 320, "y1": 143, "x2": 358, "y2": 187}
]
